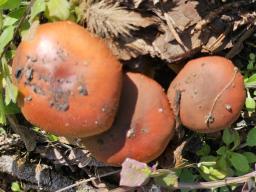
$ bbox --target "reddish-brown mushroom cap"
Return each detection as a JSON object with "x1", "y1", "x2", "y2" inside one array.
[
  {"x1": 12, "y1": 21, "x2": 122, "y2": 137},
  {"x1": 167, "y1": 56, "x2": 246, "y2": 133},
  {"x1": 80, "y1": 72, "x2": 176, "y2": 166}
]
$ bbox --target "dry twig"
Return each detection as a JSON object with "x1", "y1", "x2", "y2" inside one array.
[
  {"x1": 173, "y1": 171, "x2": 256, "y2": 189},
  {"x1": 191, "y1": 0, "x2": 252, "y2": 34},
  {"x1": 56, "y1": 170, "x2": 120, "y2": 192}
]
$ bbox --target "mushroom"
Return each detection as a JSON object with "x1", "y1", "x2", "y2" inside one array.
[
  {"x1": 79, "y1": 72, "x2": 176, "y2": 166},
  {"x1": 167, "y1": 56, "x2": 246, "y2": 133},
  {"x1": 12, "y1": 21, "x2": 122, "y2": 137}
]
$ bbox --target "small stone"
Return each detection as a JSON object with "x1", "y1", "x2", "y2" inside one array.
[
  {"x1": 158, "y1": 108, "x2": 163, "y2": 113},
  {"x1": 126, "y1": 128, "x2": 135, "y2": 138},
  {"x1": 77, "y1": 85, "x2": 88, "y2": 96},
  {"x1": 24, "y1": 96, "x2": 32, "y2": 102},
  {"x1": 225, "y1": 104, "x2": 232, "y2": 112}
]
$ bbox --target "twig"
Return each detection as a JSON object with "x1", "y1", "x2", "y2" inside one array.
[
  {"x1": 191, "y1": 0, "x2": 253, "y2": 34},
  {"x1": 109, "y1": 187, "x2": 135, "y2": 192},
  {"x1": 205, "y1": 67, "x2": 238, "y2": 126},
  {"x1": 164, "y1": 13, "x2": 188, "y2": 51},
  {"x1": 173, "y1": 171, "x2": 256, "y2": 189},
  {"x1": 202, "y1": 24, "x2": 232, "y2": 53},
  {"x1": 50, "y1": 143, "x2": 76, "y2": 172},
  {"x1": 55, "y1": 170, "x2": 120, "y2": 192},
  {"x1": 110, "y1": 170, "x2": 256, "y2": 191},
  {"x1": 226, "y1": 25, "x2": 256, "y2": 58}
]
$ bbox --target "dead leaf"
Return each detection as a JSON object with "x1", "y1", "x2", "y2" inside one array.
[{"x1": 120, "y1": 158, "x2": 151, "y2": 187}]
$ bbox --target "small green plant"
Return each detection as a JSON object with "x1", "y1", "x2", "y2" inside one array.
[
  {"x1": 11, "y1": 181, "x2": 22, "y2": 192},
  {"x1": 243, "y1": 53, "x2": 256, "y2": 114},
  {"x1": 193, "y1": 128, "x2": 256, "y2": 190}
]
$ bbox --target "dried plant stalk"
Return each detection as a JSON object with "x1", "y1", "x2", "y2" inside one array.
[{"x1": 85, "y1": 1, "x2": 148, "y2": 38}]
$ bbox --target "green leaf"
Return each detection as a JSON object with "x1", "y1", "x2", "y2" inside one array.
[
  {"x1": 229, "y1": 152, "x2": 250, "y2": 173},
  {"x1": 246, "y1": 128, "x2": 256, "y2": 147},
  {"x1": 0, "y1": 0, "x2": 7, "y2": 7},
  {"x1": 0, "y1": 25, "x2": 14, "y2": 54},
  {"x1": 0, "y1": 83, "x2": 6, "y2": 125},
  {"x1": 176, "y1": 168, "x2": 197, "y2": 192},
  {"x1": 223, "y1": 128, "x2": 233, "y2": 146},
  {"x1": 4, "y1": 77, "x2": 18, "y2": 105},
  {"x1": 217, "y1": 146, "x2": 228, "y2": 155},
  {"x1": 153, "y1": 172, "x2": 178, "y2": 187},
  {"x1": 5, "y1": 102, "x2": 20, "y2": 115},
  {"x1": 221, "y1": 129, "x2": 240, "y2": 150},
  {"x1": 3, "y1": 16, "x2": 18, "y2": 27},
  {"x1": 200, "y1": 155, "x2": 217, "y2": 162},
  {"x1": 199, "y1": 165, "x2": 210, "y2": 174},
  {"x1": 216, "y1": 156, "x2": 232, "y2": 175},
  {"x1": 245, "y1": 97, "x2": 256, "y2": 111},
  {"x1": 0, "y1": 0, "x2": 21, "y2": 10},
  {"x1": 243, "y1": 152, "x2": 256, "y2": 163},
  {"x1": 3, "y1": 7, "x2": 25, "y2": 27},
  {"x1": 0, "y1": 11, "x2": 3, "y2": 30},
  {"x1": 219, "y1": 186, "x2": 233, "y2": 192},
  {"x1": 231, "y1": 130, "x2": 240, "y2": 150},
  {"x1": 208, "y1": 167, "x2": 226, "y2": 179},
  {"x1": 30, "y1": 0, "x2": 46, "y2": 23},
  {"x1": 247, "y1": 61, "x2": 254, "y2": 70},
  {"x1": 33, "y1": 127, "x2": 41, "y2": 132},
  {"x1": 11, "y1": 181, "x2": 21, "y2": 192},
  {"x1": 1, "y1": 60, "x2": 18, "y2": 105},
  {"x1": 46, "y1": 0, "x2": 70, "y2": 21},
  {"x1": 0, "y1": 107, "x2": 5, "y2": 124},
  {"x1": 177, "y1": 168, "x2": 197, "y2": 183},
  {"x1": 0, "y1": 127, "x2": 6, "y2": 135},
  {"x1": 196, "y1": 143, "x2": 210, "y2": 156},
  {"x1": 249, "y1": 53, "x2": 256, "y2": 61},
  {"x1": 198, "y1": 161, "x2": 216, "y2": 167},
  {"x1": 245, "y1": 74, "x2": 256, "y2": 86},
  {"x1": 47, "y1": 133, "x2": 59, "y2": 142},
  {"x1": 199, "y1": 166, "x2": 226, "y2": 181}
]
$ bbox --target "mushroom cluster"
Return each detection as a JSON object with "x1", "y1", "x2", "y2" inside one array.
[
  {"x1": 12, "y1": 21, "x2": 175, "y2": 166},
  {"x1": 12, "y1": 21, "x2": 246, "y2": 166}
]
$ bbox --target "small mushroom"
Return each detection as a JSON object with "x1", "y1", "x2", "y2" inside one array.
[
  {"x1": 80, "y1": 72, "x2": 176, "y2": 166},
  {"x1": 12, "y1": 21, "x2": 122, "y2": 137},
  {"x1": 167, "y1": 56, "x2": 246, "y2": 133}
]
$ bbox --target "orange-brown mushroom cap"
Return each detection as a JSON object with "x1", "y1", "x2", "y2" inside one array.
[
  {"x1": 167, "y1": 56, "x2": 246, "y2": 133},
  {"x1": 80, "y1": 72, "x2": 176, "y2": 166},
  {"x1": 12, "y1": 21, "x2": 122, "y2": 137}
]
